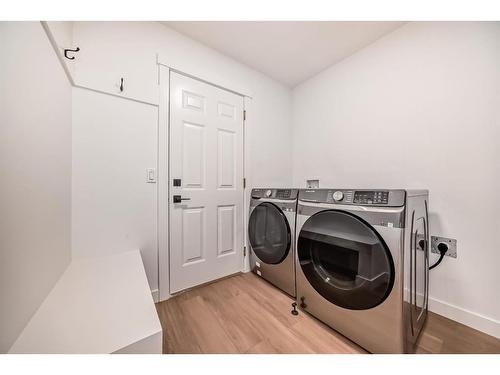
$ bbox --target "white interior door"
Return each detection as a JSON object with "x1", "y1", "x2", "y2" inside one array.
[{"x1": 169, "y1": 72, "x2": 244, "y2": 293}]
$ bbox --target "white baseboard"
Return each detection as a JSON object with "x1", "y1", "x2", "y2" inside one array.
[
  {"x1": 428, "y1": 296, "x2": 500, "y2": 339},
  {"x1": 242, "y1": 263, "x2": 251, "y2": 273},
  {"x1": 242, "y1": 252, "x2": 250, "y2": 273},
  {"x1": 151, "y1": 289, "x2": 159, "y2": 303}
]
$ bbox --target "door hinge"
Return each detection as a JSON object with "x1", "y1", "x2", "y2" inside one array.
[
  {"x1": 243, "y1": 246, "x2": 246, "y2": 257},
  {"x1": 243, "y1": 178, "x2": 246, "y2": 188},
  {"x1": 243, "y1": 110, "x2": 246, "y2": 121}
]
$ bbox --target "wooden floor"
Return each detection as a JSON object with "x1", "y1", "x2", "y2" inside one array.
[{"x1": 155, "y1": 272, "x2": 500, "y2": 354}]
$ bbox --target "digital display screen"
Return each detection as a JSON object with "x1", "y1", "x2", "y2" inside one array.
[
  {"x1": 354, "y1": 191, "x2": 389, "y2": 204},
  {"x1": 276, "y1": 189, "x2": 291, "y2": 199}
]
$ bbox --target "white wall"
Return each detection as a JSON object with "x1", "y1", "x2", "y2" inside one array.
[
  {"x1": 45, "y1": 21, "x2": 75, "y2": 78},
  {"x1": 71, "y1": 21, "x2": 293, "y2": 188},
  {"x1": 71, "y1": 89, "x2": 158, "y2": 290},
  {"x1": 292, "y1": 22, "x2": 500, "y2": 336},
  {"x1": 0, "y1": 22, "x2": 72, "y2": 352},
  {"x1": 69, "y1": 22, "x2": 293, "y2": 294}
]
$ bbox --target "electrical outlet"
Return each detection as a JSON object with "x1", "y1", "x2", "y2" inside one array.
[
  {"x1": 431, "y1": 236, "x2": 457, "y2": 258},
  {"x1": 306, "y1": 179, "x2": 320, "y2": 188},
  {"x1": 416, "y1": 233, "x2": 426, "y2": 251}
]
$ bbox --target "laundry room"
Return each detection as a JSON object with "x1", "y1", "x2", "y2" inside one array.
[{"x1": 1, "y1": 1, "x2": 500, "y2": 374}]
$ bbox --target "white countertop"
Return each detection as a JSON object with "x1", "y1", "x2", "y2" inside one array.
[{"x1": 9, "y1": 250, "x2": 162, "y2": 353}]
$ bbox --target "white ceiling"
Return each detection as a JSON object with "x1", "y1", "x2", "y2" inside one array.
[{"x1": 164, "y1": 21, "x2": 406, "y2": 87}]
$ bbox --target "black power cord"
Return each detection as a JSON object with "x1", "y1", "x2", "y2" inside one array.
[{"x1": 429, "y1": 242, "x2": 449, "y2": 270}]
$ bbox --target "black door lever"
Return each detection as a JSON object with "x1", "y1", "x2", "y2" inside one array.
[{"x1": 173, "y1": 195, "x2": 191, "y2": 203}]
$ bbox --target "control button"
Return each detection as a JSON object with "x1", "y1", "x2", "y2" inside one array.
[
  {"x1": 332, "y1": 191, "x2": 344, "y2": 201},
  {"x1": 265, "y1": 189, "x2": 272, "y2": 197}
]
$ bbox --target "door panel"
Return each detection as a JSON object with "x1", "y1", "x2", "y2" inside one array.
[
  {"x1": 182, "y1": 207, "x2": 205, "y2": 265},
  {"x1": 218, "y1": 102, "x2": 235, "y2": 118},
  {"x1": 182, "y1": 122, "x2": 205, "y2": 188},
  {"x1": 183, "y1": 90, "x2": 205, "y2": 111},
  {"x1": 169, "y1": 72, "x2": 244, "y2": 293},
  {"x1": 217, "y1": 205, "x2": 236, "y2": 257},
  {"x1": 217, "y1": 129, "x2": 236, "y2": 188}
]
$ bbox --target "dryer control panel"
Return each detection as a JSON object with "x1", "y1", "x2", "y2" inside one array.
[
  {"x1": 251, "y1": 188, "x2": 298, "y2": 200},
  {"x1": 300, "y1": 189, "x2": 406, "y2": 207},
  {"x1": 353, "y1": 190, "x2": 389, "y2": 205}
]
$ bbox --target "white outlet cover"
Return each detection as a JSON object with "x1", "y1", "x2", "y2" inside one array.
[{"x1": 306, "y1": 179, "x2": 320, "y2": 188}]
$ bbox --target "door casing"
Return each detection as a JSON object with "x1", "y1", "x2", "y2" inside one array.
[{"x1": 157, "y1": 64, "x2": 251, "y2": 301}]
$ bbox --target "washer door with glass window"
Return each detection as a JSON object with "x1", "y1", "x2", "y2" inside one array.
[
  {"x1": 298, "y1": 210, "x2": 395, "y2": 310},
  {"x1": 248, "y1": 202, "x2": 291, "y2": 265}
]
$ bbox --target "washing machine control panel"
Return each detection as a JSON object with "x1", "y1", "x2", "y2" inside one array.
[{"x1": 300, "y1": 189, "x2": 405, "y2": 207}]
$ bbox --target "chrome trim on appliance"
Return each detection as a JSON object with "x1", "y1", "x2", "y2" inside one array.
[{"x1": 409, "y1": 210, "x2": 415, "y2": 336}]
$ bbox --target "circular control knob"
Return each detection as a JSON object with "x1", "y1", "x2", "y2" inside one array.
[
  {"x1": 332, "y1": 191, "x2": 344, "y2": 201},
  {"x1": 265, "y1": 189, "x2": 273, "y2": 197}
]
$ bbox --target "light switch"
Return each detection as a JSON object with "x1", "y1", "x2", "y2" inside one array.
[{"x1": 146, "y1": 168, "x2": 156, "y2": 183}]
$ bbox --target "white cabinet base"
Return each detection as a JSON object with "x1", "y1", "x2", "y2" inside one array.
[{"x1": 9, "y1": 251, "x2": 162, "y2": 354}]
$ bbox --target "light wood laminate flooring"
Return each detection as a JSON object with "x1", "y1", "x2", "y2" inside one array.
[{"x1": 156, "y1": 272, "x2": 500, "y2": 354}]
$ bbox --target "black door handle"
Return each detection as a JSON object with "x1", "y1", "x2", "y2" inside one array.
[{"x1": 173, "y1": 195, "x2": 191, "y2": 203}]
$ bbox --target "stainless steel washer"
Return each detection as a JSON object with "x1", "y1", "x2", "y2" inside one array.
[
  {"x1": 248, "y1": 188, "x2": 298, "y2": 297},
  {"x1": 296, "y1": 189, "x2": 429, "y2": 353}
]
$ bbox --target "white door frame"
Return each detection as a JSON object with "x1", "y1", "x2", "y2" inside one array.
[{"x1": 157, "y1": 62, "x2": 251, "y2": 302}]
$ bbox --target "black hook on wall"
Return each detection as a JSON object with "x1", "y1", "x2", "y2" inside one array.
[
  {"x1": 64, "y1": 47, "x2": 80, "y2": 60},
  {"x1": 119, "y1": 78, "x2": 124, "y2": 92}
]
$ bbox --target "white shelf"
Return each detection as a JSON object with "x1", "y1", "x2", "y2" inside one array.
[{"x1": 9, "y1": 251, "x2": 162, "y2": 354}]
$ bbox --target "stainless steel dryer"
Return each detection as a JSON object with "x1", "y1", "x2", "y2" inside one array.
[
  {"x1": 296, "y1": 189, "x2": 429, "y2": 353},
  {"x1": 248, "y1": 188, "x2": 298, "y2": 297}
]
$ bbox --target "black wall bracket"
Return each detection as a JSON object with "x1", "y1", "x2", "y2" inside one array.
[{"x1": 64, "y1": 47, "x2": 80, "y2": 60}]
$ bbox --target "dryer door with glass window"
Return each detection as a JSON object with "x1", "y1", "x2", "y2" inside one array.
[
  {"x1": 298, "y1": 209, "x2": 395, "y2": 310},
  {"x1": 248, "y1": 202, "x2": 291, "y2": 265}
]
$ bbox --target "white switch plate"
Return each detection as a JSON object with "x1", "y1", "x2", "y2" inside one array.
[{"x1": 146, "y1": 168, "x2": 156, "y2": 183}]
